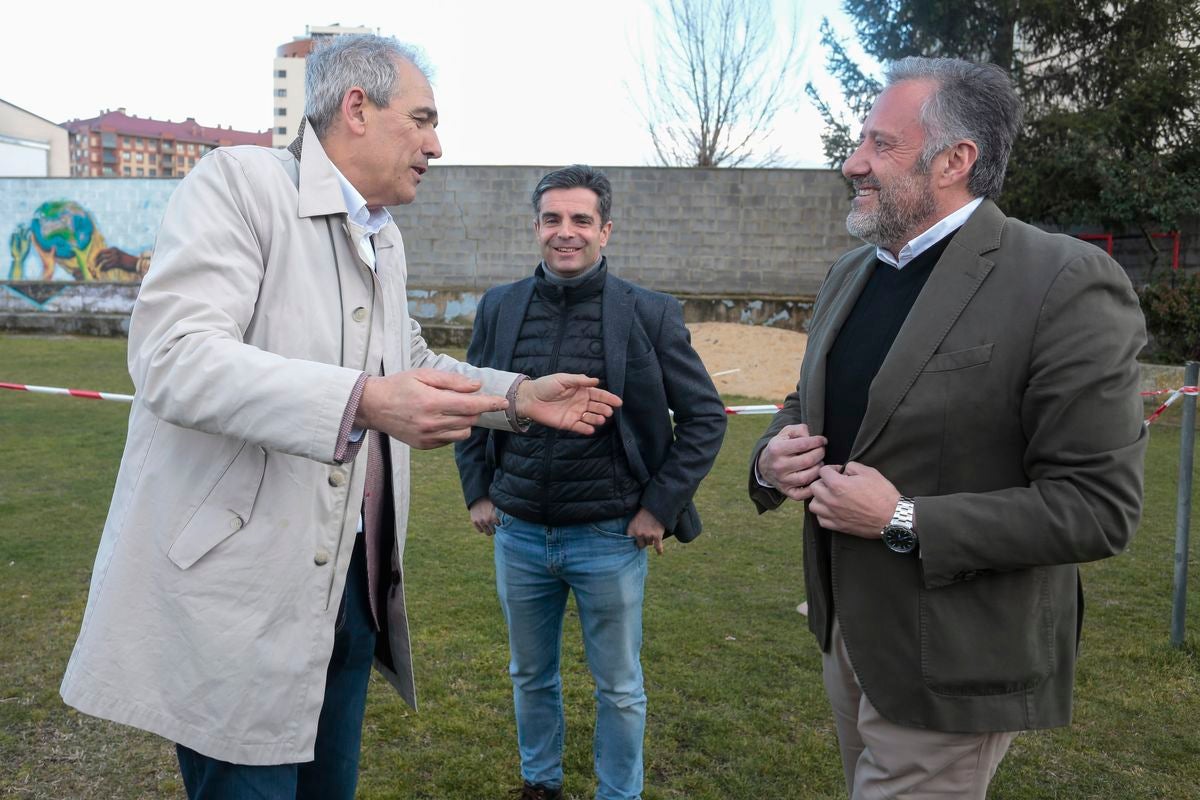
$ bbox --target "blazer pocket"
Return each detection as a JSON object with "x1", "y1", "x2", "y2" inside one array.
[
  {"x1": 922, "y1": 343, "x2": 994, "y2": 373},
  {"x1": 167, "y1": 441, "x2": 268, "y2": 569},
  {"x1": 920, "y1": 567, "x2": 1053, "y2": 695},
  {"x1": 626, "y1": 346, "x2": 660, "y2": 372}
]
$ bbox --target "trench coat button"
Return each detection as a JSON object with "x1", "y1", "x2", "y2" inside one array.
[
  {"x1": 328, "y1": 469, "x2": 347, "y2": 487},
  {"x1": 390, "y1": 568, "x2": 401, "y2": 586},
  {"x1": 229, "y1": 515, "x2": 243, "y2": 531},
  {"x1": 352, "y1": 306, "x2": 368, "y2": 323},
  {"x1": 314, "y1": 549, "x2": 330, "y2": 566}
]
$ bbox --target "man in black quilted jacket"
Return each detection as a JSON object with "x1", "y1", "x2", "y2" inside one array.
[{"x1": 455, "y1": 165, "x2": 726, "y2": 800}]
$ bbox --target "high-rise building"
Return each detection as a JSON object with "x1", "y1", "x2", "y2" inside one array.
[
  {"x1": 273, "y1": 24, "x2": 375, "y2": 148},
  {"x1": 62, "y1": 109, "x2": 270, "y2": 178}
]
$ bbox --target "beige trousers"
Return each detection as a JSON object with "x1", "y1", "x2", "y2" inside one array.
[{"x1": 822, "y1": 620, "x2": 1017, "y2": 800}]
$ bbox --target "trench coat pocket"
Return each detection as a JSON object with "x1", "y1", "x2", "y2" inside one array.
[
  {"x1": 167, "y1": 441, "x2": 268, "y2": 569},
  {"x1": 922, "y1": 343, "x2": 994, "y2": 373}
]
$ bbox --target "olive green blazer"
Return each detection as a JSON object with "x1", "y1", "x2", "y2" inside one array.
[{"x1": 750, "y1": 200, "x2": 1147, "y2": 733}]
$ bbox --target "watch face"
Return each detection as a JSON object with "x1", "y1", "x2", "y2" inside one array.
[{"x1": 882, "y1": 525, "x2": 916, "y2": 553}]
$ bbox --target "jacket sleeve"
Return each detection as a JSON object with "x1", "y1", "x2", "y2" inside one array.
[
  {"x1": 128, "y1": 151, "x2": 363, "y2": 464},
  {"x1": 454, "y1": 290, "x2": 498, "y2": 508},
  {"x1": 638, "y1": 297, "x2": 728, "y2": 528},
  {"x1": 916, "y1": 253, "x2": 1148, "y2": 588},
  {"x1": 747, "y1": 386, "x2": 803, "y2": 513}
]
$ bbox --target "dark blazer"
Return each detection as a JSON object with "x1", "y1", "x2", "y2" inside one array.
[
  {"x1": 458, "y1": 267, "x2": 727, "y2": 541},
  {"x1": 749, "y1": 200, "x2": 1147, "y2": 732}
]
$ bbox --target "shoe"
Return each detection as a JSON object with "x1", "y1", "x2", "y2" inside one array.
[{"x1": 509, "y1": 781, "x2": 563, "y2": 800}]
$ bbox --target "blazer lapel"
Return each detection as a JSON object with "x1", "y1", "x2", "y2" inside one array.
[
  {"x1": 850, "y1": 200, "x2": 1005, "y2": 460},
  {"x1": 602, "y1": 275, "x2": 635, "y2": 398},
  {"x1": 493, "y1": 277, "x2": 535, "y2": 371},
  {"x1": 803, "y1": 249, "x2": 876, "y2": 436}
]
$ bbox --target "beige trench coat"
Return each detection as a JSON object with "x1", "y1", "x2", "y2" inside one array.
[{"x1": 60, "y1": 122, "x2": 519, "y2": 765}]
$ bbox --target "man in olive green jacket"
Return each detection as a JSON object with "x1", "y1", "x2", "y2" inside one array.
[{"x1": 750, "y1": 57, "x2": 1146, "y2": 799}]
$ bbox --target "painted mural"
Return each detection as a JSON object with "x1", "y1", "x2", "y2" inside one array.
[{"x1": 8, "y1": 200, "x2": 151, "y2": 282}]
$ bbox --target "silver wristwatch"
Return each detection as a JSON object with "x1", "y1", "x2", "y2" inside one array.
[{"x1": 881, "y1": 496, "x2": 917, "y2": 554}]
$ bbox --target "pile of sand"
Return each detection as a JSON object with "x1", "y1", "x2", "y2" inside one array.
[{"x1": 687, "y1": 322, "x2": 806, "y2": 402}]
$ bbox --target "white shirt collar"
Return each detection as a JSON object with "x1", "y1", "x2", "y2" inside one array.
[
  {"x1": 331, "y1": 163, "x2": 392, "y2": 236},
  {"x1": 877, "y1": 197, "x2": 984, "y2": 269}
]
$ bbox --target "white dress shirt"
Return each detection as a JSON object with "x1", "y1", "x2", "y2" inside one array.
[{"x1": 876, "y1": 197, "x2": 983, "y2": 270}]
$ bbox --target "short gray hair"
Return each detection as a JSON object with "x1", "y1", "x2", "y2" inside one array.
[
  {"x1": 885, "y1": 57, "x2": 1023, "y2": 199},
  {"x1": 304, "y1": 34, "x2": 431, "y2": 138},
  {"x1": 532, "y1": 165, "x2": 613, "y2": 224}
]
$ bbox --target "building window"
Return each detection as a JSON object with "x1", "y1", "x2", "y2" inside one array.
[
  {"x1": 276, "y1": 107, "x2": 287, "y2": 116},
  {"x1": 187, "y1": 143, "x2": 195, "y2": 153},
  {"x1": 136, "y1": 168, "x2": 145, "y2": 176},
  {"x1": 122, "y1": 151, "x2": 130, "y2": 161},
  {"x1": 136, "y1": 137, "x2": 144, "y2": 148},
  {"x1": 276, "y1": 126, "x2": 287, "y2": 135},
  {"x1": 102, "y1": 166, "x2": 114, "y2": 176},
  {"x1": 276, "y1": 69, "x2": 286, "y2": 78},
  {"x1": 149, "y1": 153, "x2": 156, "y2": 164},
  {"x1": 275, "y1": 88, "x2": 287, "y2": 97},
  {"x1": 135, "y1": 152, "x2": 144, "y2": 162},
  {"x1": 123, "y1": 166, "x2": 131, "y2": 175},
  {"x1": 149, "y1": 168, "x2": 157, "y2": 177},
  {"x1": 101, "y1": 132, "x2": 116, "y2": 148},
  {"x1": 122, "y1": 136, "x2": 131, "y2": 146}
]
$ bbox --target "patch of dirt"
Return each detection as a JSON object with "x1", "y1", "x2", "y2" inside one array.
[{"x1": 687, "y1": 322, "x2": 806, "y2": 402}]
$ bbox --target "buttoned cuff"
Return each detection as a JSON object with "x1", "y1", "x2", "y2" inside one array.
[{"x1": 333, "y1": 373, "x2": 369, "y2": 463}]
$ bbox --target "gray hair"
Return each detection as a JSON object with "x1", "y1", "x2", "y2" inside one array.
[
  {"x1": 531, "y1": 165, "x2": 613, "y2": 223},
  {"x1": 885, "y1": 57, "x2": 1023, "y2": 199},
  {"x1": 304, "y1": 34, "x2": 431, "y2": 138}
]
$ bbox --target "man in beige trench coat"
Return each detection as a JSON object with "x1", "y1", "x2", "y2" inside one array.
[{"x1": 59, "y1": 35, "x2": 620, "y2": 799}]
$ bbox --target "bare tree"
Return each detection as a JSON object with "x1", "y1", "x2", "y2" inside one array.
[{"x1": 638, "y1": 0, "x2": 798, "y2": 167}]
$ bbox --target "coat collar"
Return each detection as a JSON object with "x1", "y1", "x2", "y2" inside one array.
[
  {"x1": 290, "y1": 117, "x2": 399, "y2": 254},
  {"x1": 804, "y1": 199, "x2": 1006, "y2": 458},
  {"x1": 293, "y1": 118, "x2": 354, "y2": 220}
]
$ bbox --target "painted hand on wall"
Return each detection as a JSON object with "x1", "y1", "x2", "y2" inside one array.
[{"x1": 9, "y1": 225, "x2": 31, "y2": 281}]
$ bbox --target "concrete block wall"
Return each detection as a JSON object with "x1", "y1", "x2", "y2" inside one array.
[{"x1": 399, "y1": 165, "x2": 862, "y2": 296}]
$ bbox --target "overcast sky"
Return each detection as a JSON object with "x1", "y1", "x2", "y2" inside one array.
[{"x1": 2, "y1": 0, "x2": 875, "y2": 168}]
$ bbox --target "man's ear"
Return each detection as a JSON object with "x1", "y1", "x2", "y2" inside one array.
[
  {"x1": 340, "y1": 87, "x2": 369, "y2": 136},
  {"x1": 938, "y1": 140, "x2": 978, "y2": 189}
]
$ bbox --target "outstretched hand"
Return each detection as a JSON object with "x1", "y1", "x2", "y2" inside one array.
[{"x1": 516, "y1": 374, "x2": 622, "y2": 434}]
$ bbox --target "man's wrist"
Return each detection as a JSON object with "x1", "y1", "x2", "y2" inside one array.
[{"x1": 506, "y1": 375, "x2": 531, "y2": 431}]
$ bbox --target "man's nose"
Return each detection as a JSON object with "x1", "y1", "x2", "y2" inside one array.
[
  {"x1": 842, "y1": 142, "x2": 868, "y2": 179},
  {"x1": 425, "y1": 129, "x2": 443, "y2": 160}
]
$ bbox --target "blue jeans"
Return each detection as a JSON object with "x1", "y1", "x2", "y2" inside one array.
[
  {"x1": 176, "y1": 533, "x2": 376, "y2": 800},
  {"x1": 494, "y1": 509, "x2": 647, "y2": 800}
]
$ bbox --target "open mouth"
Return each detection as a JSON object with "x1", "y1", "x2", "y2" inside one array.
[{"x1": 553, "y1": 246, "x2": 582, "y2": 254}]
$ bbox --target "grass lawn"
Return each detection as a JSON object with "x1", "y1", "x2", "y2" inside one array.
[{"x1": 1, "y1": 333, "x2": 1198, "y2": 799}]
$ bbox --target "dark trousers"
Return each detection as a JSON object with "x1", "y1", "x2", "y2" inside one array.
[{"x1": 176, "y1": 534, "x2": 377, "y2": 800}]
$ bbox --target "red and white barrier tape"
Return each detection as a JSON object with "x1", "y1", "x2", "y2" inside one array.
[
  {"x1": 0, "y1": 382, "x2": 134, "y2": 403},
  {"x1": 4, "y1": 382, "x2": 1196, "y2": 426},
  {"x1": 1144, "y1": 386, "x2": 1199, "y2": 426},
  {"x1": 725, "y1": 404, "x2": 782, "y2": 415}
]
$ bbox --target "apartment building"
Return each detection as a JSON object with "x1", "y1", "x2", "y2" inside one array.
[{"x1": 62, "y1": 109, "x2": 270, "y2": 178}]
